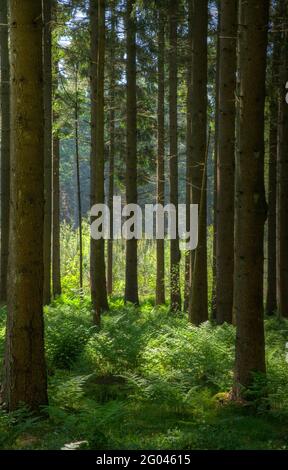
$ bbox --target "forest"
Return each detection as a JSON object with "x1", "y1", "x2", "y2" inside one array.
[{"x1": 0, "y1": 0, "x2": 288, "y2": 455}]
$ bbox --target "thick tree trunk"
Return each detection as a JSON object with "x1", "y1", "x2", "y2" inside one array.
[
  {"x1": 188, "y1": 0, "x2": 208, "y2": 325},
  {"x1": 4, "y1": 0, "x2": 48, "y2": 411},
  {"x1": 90, "y1": 0, "x2": 108, "y2": 323},
  {"x1": 232, "y1": 0, "x2": 269, "y2": 397},
  {"x1": 107, "y1": 0, "x2": 116, "y2": 297},
  {"x1": 215, "y1": 0, "x2": 237, "y2": 325},
  {"x1": 125, "y1": 0, "x2": 139, "y2": 305},
  {"x1": 169, "y1": 0, "x2": 181, "y2": 312},
  {"x1": 43, "y1": 0, "x2": 52, "y2": 305},
  {"x1": 156, "y1": 8, "x2": 165, "y2": 306},
  {"x1": 0, "y1": 0, "x2": 10, "y2": 303},
  {"x1": 277, "y1": 0, "x2": 288, "y2": 318}
]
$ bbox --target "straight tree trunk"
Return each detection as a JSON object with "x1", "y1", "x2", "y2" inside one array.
[
  {"x1": 184, "y1": 0, "x2": 193, "y2": 312},
  {"x1": 215, "y1": 0, "x2": 237, "y2": 325},
  {"x1": 4, "y1": 0, "x2": 48, "y2": 411},
  {"x1": 188, "y1": 0, "x2": 208, "y2": 325},
  {"x1": 90, "y1": 0, "x2": 109, "y2": 323},
  {"x1": 277, "y1": 0, "x2": 288, "y2": 318},
  {"x1": 125, "y1": 0, "x2": 139, "y2": 305},
  {"x1": 0, "y1": 0, "x2": 10, "y2": 303},
  {"x1": 232, "y1": 0, "x2": 269, "y2": 397},
  {"x1": 266, "y1": 3, "x2": 281, "y2": 314},
  {"x1": 211, "y1": 0, "x2": 220, "y2": 321},
  {"x1": 52, "y1": 131, "x2": 61, "y2": 298},
  {"x1": 168, "y1": 0, "x2": 181, "y2": 312},
  {"x1": 156, "y1": 8, "x2": 165, "y2": 306},
  {"x1": 43, "y1": 0, "x2": 52, "y2": 305},
  {"x1": 107, "y1": 0, "x2": 116, "y2": 296},
  {"x1": 52, "y1": 2, "x2": 61, "y2": 298},
  {"x1": 74, "y1": 65, "x2": 83, "y2": 293}
]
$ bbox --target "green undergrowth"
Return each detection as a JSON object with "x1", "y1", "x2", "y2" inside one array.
[{"x1": 1, "y1": 299, "x2": 288, "y2": 450}]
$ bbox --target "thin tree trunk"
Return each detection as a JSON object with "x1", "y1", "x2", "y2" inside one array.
[
  {"x1": 188, "y1": 0, "x2": 208, "y2": 325},
  {"x1": 74, "y1": 65, "x2": 83, "y2": 293},
  {"x1": 232, "y1": 0, "x2": 269, "y2": 397},
  {"x1": 211, "y1": 0, "x2": 220, "y2": 321},
  {"x1": 266, "y1": 3, "x2": 281, "y2": 315},
  {"x1": 90, "y1": 0, "x2": 109, "y2": 323},
  {"x1": 156, "y1": 8, "x2": 165, "y2": 306},
  {"x1": 184, "y1": 0, "x2": 193, "y2": 312},
  {"x1": 4, "y1": 0, "x2": 48, "y2": 411},
  {"x1": 43, "y1": 0, "x2": 52, "y2": 305},
  {"x1": 51, "y1": 0, "x2": 61, "y2": 298},
  {"x1": 125, "y1": 0, "x2": 139, "y2": 305},
  {"x1": 0, "y1": 0, "x2": 10, "y2": 303},
  {"x1": 107, "y1": 0, "x2": 116, "y2": 296},
  {"x1": 169, "y1": 0, "x2": 181, "y2": 312},
  {"x1": 215, "y1": 0, "x2": 237, "y2": 325},
  {"x1": 277, "y1": 0, "x2": 288, "y2": 318}
]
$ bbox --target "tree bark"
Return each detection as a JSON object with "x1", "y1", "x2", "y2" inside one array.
[
  {"x1": 107, "y1": 0, "x2": 116, "y2": 297},
  {"x1": 184, "y1": 0, "x2": 193, "y2": 312},
  {"x1": 125, "y1": 0, "x2": 139, "y2": 305},
  {"x1": 232, "y1": 0, "x2": 269, "y2": 397},
  {"x1": 215, "y1": 0, "x2": 237, "y2": 325},
  {"x1": 168, "y1": 0, "x2": 181, "y2": 312},
  {"x1": 43, "y1": 0, "x2": 52, "y2": 305},
  {"x1": 52, "y1": 2, "x2": 61, "y2": 298},
  {"x1": 188, "y1": 0, "x2": 208, "y2": 325},
  {"x1": 74, "y1": 66, "x2": 83, "y2": 294},
  {"x1": 266, "y1": 3, "x2": 281, "y2": 315},
  {"x1": 90, "y1": 0, "x2": 109, "y2": 323},
  {"x1": 277, "y1": 0, "x2": 288, "y2": 318},
  {"x1": 156, "y1": 8, "x2": 165, "y2": 306},
  {"x1": 0, "y1": 0, "x2": 10, "y2": 303},
  {"x1": 4, "y1": 0, "x2": 48, "y2": 411}
]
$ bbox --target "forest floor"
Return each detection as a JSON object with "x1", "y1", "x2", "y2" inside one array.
[{"x1": 1, "y1": 297, "x2": 288, "y2": 450}]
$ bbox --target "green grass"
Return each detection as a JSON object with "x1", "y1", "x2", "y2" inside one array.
[{"x1": 1, "y1": 298, "x2": 288, "y2": 450}]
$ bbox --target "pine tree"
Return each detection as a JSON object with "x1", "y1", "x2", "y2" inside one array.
[
  {"x1": 0, "y1": 0, "x2": 10, "y2": 303},
  {"x1": 107, "y1": 0, "x2": 116, "y2": 296},
  {"x1": 125, "y1": 0, "x2": 139, "y2": 305},
  {"x1": 156, "y1": 6, "x2": 166, "y2": 306},
  {"x1": 233, "y1": 0, "x2": 269, "y2": 396},
  {"x1": 168, "y1": 0, "x2": 181, "y2": 312},
  {"x1": 215, "y1": 0, "x2": 237, "y2": 324},
  {"x1": 188, "y1": 0, "x2": 208, "y2": 325},
  {"x1": 277, "y1": 0, "x2": 288, "y2": 318},
  {"x1": 4, "y1": 0, "x2": 48, "y2": 411},
  {"x1": 43, "y1": 0, "x2": 53, "y2": 305},
  {"x1": 90, "y1": 0, "x2": 109, "y2": 323}
]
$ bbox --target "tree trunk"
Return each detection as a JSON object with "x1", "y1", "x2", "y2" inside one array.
[
  {"x1": 0, "y1": 0, "x2": 10, "y2": 303},
  {"x1": 43, "y1": 0, "x2": 52, "y2": 305},
  {"x1": 215, "y1": 0, "x2": 237, "y2": 325},
  {"x1": 211, "y1": 0, "x2": 220, "y2": 321},
  {"x1": 232, "y1": 0, "x2": 269, "y2": 397},
  {"x1": 188, "y1": 0, "x2": 208, "y2": 325},
  {"x1": 156, "y1": 8, "x2": 165, "y2": 306},
  {"x1": 74, "y1": 65, "x2": 83, "y2": 294},
  {"x1": 277, "y1": 0, "x2": 288, "y2": 318},
  {"x1": 169, "y1": 0, "x2": 181, "y2": 312},
  {"x1": 125, "y1": 0, "x2": 139, "y2": 305},
  {"x1": 90, "y1": 0, "x2": 109, "y2": 323},
  {"x1": 266, "y1": 3, "x2": 281, "y2": 315},
  {"x1": 184, "y1": 0, "x2": 193, "y2": 312},
  {"x1": 4, "y1": 0, "x2": 48, "y2": 411},
  {"x1": 107, "y1": 0, "x2": 116, "y2": 297}
]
